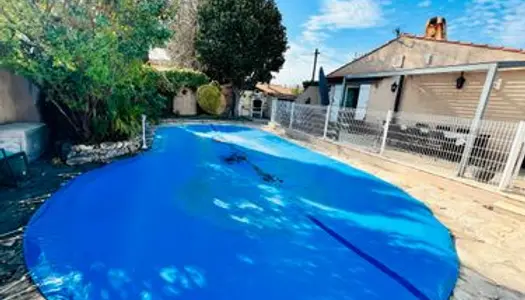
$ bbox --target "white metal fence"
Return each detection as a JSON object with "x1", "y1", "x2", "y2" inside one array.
[{"x1": 271, "y1": 100, "x2": 525, "y2": 193}]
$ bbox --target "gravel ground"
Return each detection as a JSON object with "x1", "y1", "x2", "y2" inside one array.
[{"x1": 1, "y1": 144, "x2": 524, "y2": 299}]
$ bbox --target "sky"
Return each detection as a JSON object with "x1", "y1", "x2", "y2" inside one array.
[{"x1": 273, "y1": 0, "x2": 525, "y2": 86}]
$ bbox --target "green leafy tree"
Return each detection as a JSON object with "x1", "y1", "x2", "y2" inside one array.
[
  {"x1": 0, "y1": 0, "x2": 176, "y2": 142},
  {"x1": 196, "y1": 0, "x2": 288, "y2": 89}
]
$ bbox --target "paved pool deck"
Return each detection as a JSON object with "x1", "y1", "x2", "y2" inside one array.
[{"x1": 265, "y1": 124, "x2": 525, "y2": 299}]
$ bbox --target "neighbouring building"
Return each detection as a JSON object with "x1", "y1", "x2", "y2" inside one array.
[
  {"x1": 239, "y1": 84, "x2": 297, "y2": 118},
  {"x1": 295, "y1": 82, "x2": 320, "y2": 105},
  {"x1": 254, "y1": 84, "x2": 297, "y2": 102},
  {"x1": 326, "y1": 16, "x2": 525, "y2": 122}
]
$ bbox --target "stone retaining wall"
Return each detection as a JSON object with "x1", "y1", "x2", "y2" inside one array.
[
  {"x1": 64, "y1": 139, "x2": 142, "y2": 166},
  {"x1": 63, "y1": 119, "x2": 158, "y2": 166}
]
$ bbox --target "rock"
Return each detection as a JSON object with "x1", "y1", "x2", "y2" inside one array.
[
  {"x1": 60, "y1": 142, "x2": 73, "y2": 160},
  {"x1": 100, "y1": 142, "x2": 115, "y2": 150},
  {"x1": 67, "y1": 155, "x2": 96, "y2": 166},
  {"x1": 129, "y1": 142, "x2": 141, "y2": 152},
  {"x1": 72, "y1": 144, "x2": 95, "y2": 152},
  {"x1": 64, "y1": 135, "x2": 146, "y2": 166}
]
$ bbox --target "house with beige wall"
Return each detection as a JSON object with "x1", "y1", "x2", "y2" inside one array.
[{"x1": 326, "y1": 17, "x2": 525, "y2": 122}]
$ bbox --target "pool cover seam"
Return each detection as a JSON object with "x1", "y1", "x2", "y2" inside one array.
[
  {"x1": 306, "y1": 215, "x2": 431, "y2": 300},
  {"x1": 208, "y1": 124, "x2": 431, "y2": 300}
]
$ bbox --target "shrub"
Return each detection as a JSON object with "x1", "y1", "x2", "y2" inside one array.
[
  {"x1": 158, "y1": 68, "x2": 210, "y2": 96},
  {"x1": 144, "y1": 67, "x2": 209, "y2": 106},
  {"x1": 197, "y1": 83, "x2": 222, "y2": 115},
  {"x1": 0, "y1": 0, "x2": 176, "y2": 143},
  {"x1": 139, "y1": 67, "x2": 209, "y2": 117}
]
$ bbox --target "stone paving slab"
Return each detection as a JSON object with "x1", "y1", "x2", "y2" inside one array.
[{"x1": 267, "y1": 126, "x2": 525, "y2": 299}]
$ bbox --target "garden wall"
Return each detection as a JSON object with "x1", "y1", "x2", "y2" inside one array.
[{"x1": 0, "y1": 70, "x2": 41, "y2": 124}]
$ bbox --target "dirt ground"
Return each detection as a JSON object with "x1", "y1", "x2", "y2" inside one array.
[
  {"x1": 267, "y1": 125, "x2": 525, "y2": 299},
  {"x1": 0, "y1": 160, "x2": 102, "y2": 300}
]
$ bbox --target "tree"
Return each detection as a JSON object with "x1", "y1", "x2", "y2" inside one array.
[
  {"x1": 0, "y1": 0, "x2": 177, "y2": 142},
  {"x1": 167, "y1": 0, "x2": 202, "y2": 69},
  {"x1": 196, "y1": 0, "x2": 288, "y2": 89},
  {"x1": 292, "y1": 85, "x2": 303, "y2": 96}
]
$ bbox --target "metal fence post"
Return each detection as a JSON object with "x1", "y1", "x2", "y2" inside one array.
[
  {"x1": 289, "y1": 102, "x2": 295, "y2": 129},
  {"x1": 323, "y1": 105, "x2": 332, "y2": 139},
  {"x1": 380, "y1": 110, "x2": 393, "y2": 155},
  {"x1": 270, "y1": 99, "x2": 277, "y2": 124},
  {"x1": 141, "y1": 114, "x2": 148, "y2": 150},
  {"x1": 458, "y1": 64, "x2": 498, "y2": 176},
  {"x1": 499, "y1": 121, "x2": 525, "y2": 190},
  {"x1": 511, "y1": 142, "x2": 525, "y2": 185}
]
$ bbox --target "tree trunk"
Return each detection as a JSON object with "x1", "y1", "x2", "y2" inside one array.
[{"x1": 232, "y1": 87, "x2": 241, "y2": 118}]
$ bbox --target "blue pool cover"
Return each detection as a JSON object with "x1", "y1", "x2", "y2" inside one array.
[{"x1": 24, "y1": 124, "x2": 459, "y2": 300}]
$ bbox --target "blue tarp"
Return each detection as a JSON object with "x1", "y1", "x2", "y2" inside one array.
[{"x1": 24, "y1": 125, "x2": 459, "y2": 300}]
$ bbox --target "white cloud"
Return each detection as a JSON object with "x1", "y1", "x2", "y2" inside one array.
[
  {"x1": 500, "y1": 2, "x2": 525, "y2": 47},
  {"x1": 449, "y1": 0, "x2": 525, "y2": 48},
  {"x1": 303, "y1": 0, "x2": 386, "y2": 43},
  {"x1": 418, "y1": 0, "x2": 431, "y2": 7},
  {"x1": 273, "y1": 43, "x2": 348, "y2": 86},
  {"x1": 273, "y1": 0, "x2": 389, "y2": 86}
]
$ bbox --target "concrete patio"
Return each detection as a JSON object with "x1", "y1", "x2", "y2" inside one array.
[{"x1": 268, "y1": 125, "x2": 525, "y2": 299}]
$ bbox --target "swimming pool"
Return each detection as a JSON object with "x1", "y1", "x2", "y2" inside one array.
[{"x1": 24, "y1": 124, "x2": 459, "y2": 300}]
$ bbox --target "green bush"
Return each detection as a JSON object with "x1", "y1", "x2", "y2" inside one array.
[
  {"x1": 156, "y1": 68, "x2": 210, "y2": 97},
  {"x1": 197, "y1": 83, "x2": 222, "y2": 115},
  {"x1": 0, "y1": 0, "x2": 177, "y2": 144},
  {"x1": 0, "y1": 0, "x2": 211, "y2": 143},
  {"x1": 85, "y1": 66, "x2": 209, "y2": 141},
  {"x1": 143, "y1": 67, "x2": 209, "y2": 111}
]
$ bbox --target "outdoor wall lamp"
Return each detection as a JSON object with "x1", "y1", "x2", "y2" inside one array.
[
  {"x1": 391, "y1": 82, "x2": 399, "y2": 93},
  {"x1": 456, "y1": 72, "x2": 466, "y2": 89}
]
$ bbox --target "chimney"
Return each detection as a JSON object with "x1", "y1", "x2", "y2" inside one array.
[{"x1": 425, "y1": 17, "x2": 447, "y2": 40}]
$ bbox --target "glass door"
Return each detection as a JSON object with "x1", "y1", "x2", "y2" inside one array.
[{"x1": 343, "y1": 87, "x2": 360, "y2": 109}]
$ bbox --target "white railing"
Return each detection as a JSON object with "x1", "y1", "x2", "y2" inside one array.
[
  {"x1": 271, "y1": 100, "x2": 525, "y2": 193},
  {"x1": 141, "y1": 115, "x2": 156, "y2": 150},
  {"x1": 142, "y1": 114, "x2": 148, "y2": 150}
]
